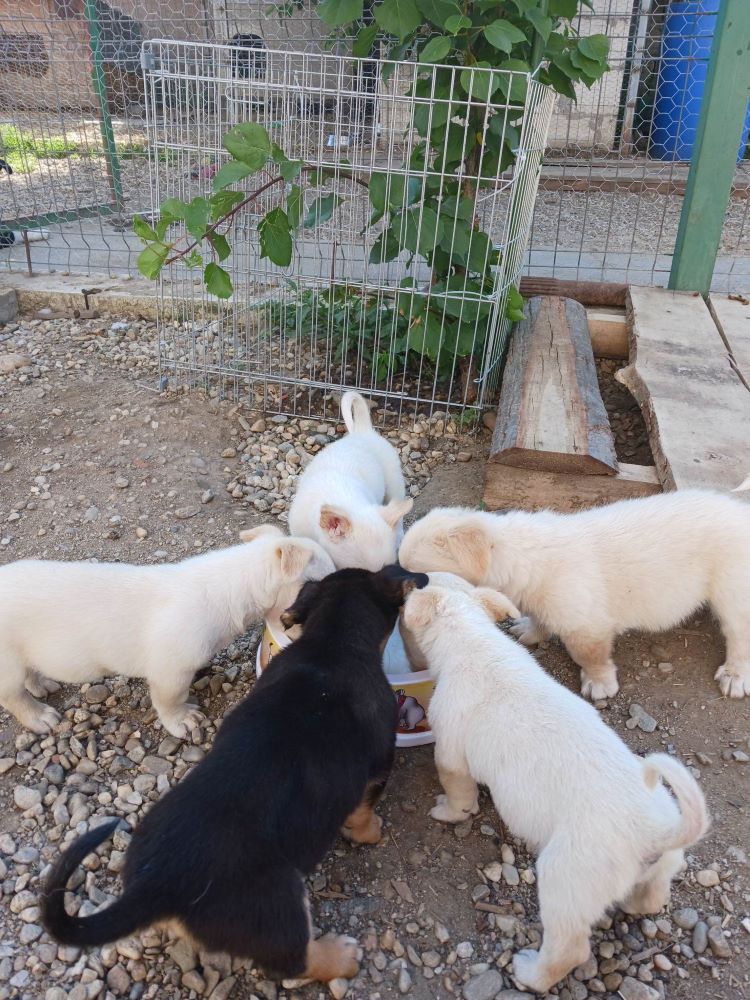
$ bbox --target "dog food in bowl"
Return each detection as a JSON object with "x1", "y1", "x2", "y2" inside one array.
[{"x1": 255, "y1": 620, "x2": 434, "y2": 747}]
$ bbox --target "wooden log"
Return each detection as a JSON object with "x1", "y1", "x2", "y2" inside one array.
[
  {"x1": 483, "y1": 463, "x2": 661, "y2": 513},
  {"x1": 519, "y1": 277, "x2": 627, "y2": 308},
  {"x1": 707, "y1": 293, "x2": 750, "y2": 391},
  {"x1": 621, "y1": 287, "x2": 750, "y2": 492},
  {"x1": 491, "y1": 296, "x2": 618, "y2": 476},
  {"x1": 586, "y1": 308, "x2": 629, "y2": 360}
]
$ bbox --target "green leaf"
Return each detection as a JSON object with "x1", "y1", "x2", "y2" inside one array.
[
  {"x1": 204, "y1": 262, "x2": 233, "y2": 299},
  {"x1": 507, "y1": 0, "x2": 541, "y2": 11},
  {"x1": 353, "y1": 23, "x2": 379, "y2": 57},
  {"x1": 460, "y1": 65, "x2": 500, "y2": 103},
  {"x1": 483, "y1": 19, "x2": 526, "y2": 54},
  {"x1": 577, "y1": 33, "x2": 609, "y2": 64},
  {"x1": 184, "y1": 197, "x2": 210, "y2": 242},
  {"x1": 303, "y1": 193, "x2": 342, "y2": 228},
  {"x1": 318, "y1": 0, "x2": 362, "y2": 27},
  {"x1": 369, "y1": 226, "x2": 401, "y2": 264},
  {"x1": 160, "y1": 198, "x2": 190, "y2": 221},
  {"x1": 401, "y1": 206, "x2": 443, "y2": 255},
  {"x1": 505, "y1": 285, "x2": 525, "y2": 322},
  {"x1": 212, "y1": 160, "x2": 254, "y2": 191},
  {"x1": 569, "y1": 47, "x2": 604, "y2": 83},
  {"x1": 287, "y1": 184, "x2": 303, "y2": 229},
  {"x1": 543, "y1": 62, "x2": 577, "y2": 99},
  {"x1": 208, "y1": 232, "x2": 231, "y2": 262},
  {"x1": 495, "y1": 59, "x2": 531, "y2": 102},
  {"x1": 259, "y1": 207, "x2": 293, "y2": 267},
  {"x1": 444, "y1": 13, "x2": 471, "y2": 33},
  {"x1": 415, "y1": 0, "x2": 460, "y2": 29},
  {"x1": 136, "y1": 242, "x2": 169, "y2": 280},
  {"x1": 184, "y1": 249, "x2": 204, "y2": 270},
  {"x1": 440, "y1": 194, "x2": 475, "y2": 222},
  {"x1": 548, "y1": 0, "x2": 577, "y2": 18},
  {"x1": 133, "y1": 215, "x2": 158, "y2": 241},
  {"x1": 222, "y1": 122, "x2": 272, "y2": 170},
  {"x1": 374, "y1": 0, "x2": 421, "y2": 40},
  {"x1": 526, "y1": 8, "x2": 553, "y2": 41},
  {"x1": 413, "y1": 97, "x2": 451, "y2": 135},
  {"x1": 209, "y1": 190, "x2": 244, "y2": 221},
  {"x1": 418, "y1": 34, "x2": 452, "y2": 63}
]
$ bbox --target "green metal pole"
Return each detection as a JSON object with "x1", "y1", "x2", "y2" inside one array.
[
  {"x1": 669, "y1": 0, "x2": 750, "y2": 294},
  {"x1": 84, "y1": 0, "x2": 124, "y2": 211},
  {"x1": 530, "y1": 0, "x2": 549, "y2": 75}
]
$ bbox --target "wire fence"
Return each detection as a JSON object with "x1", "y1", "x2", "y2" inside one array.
[{"x1": 0, "y1": 0, "x2": 748, "y2": 291}]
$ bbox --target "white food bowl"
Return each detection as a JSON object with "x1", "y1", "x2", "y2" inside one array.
[{"x1": 255, "y1": 620, "x2": 434, "y2": 748}]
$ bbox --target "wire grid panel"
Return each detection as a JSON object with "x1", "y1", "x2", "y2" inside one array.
[{"x1": 145, "y1": 41, "x2": 555, "y2": 419}]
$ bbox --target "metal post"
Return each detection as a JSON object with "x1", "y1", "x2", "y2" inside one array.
[
  {"x1": 669, "y1": 0, "x2": 750, "y2": 293},
  {"x1": 84, "y1": 0, "x2": 124, "y2": 211},
  {"x1": 530, "y1": 0, "x2": 549, "y2": 75}
]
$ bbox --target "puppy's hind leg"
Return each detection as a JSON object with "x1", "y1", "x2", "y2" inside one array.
[
  {"x1": 512, "y1": 843, "x2": 593, "y2": 994},
  {"x1": 147, "y1": 673, "x2": 205, "y2": 739},
  {"x1": 342, "y1": 778, "x2": 387, "y2": 845},
  {"x1": 712, "y1": 582, "x2": 750, "y2": 698},
  {"x1": 26, "y1": 671, "x2": 61, "y2": 699},
  {"x1": 0, "y1": 654, "x2": 60, "y2": 734},
  {"x1": 509, "y1": 615, "x2": 547, "y2": 646},
  {"x1": 430, "y1": 753, "x2": 479, "y2": 824},
  {"x1": 562, "y1": 631, "x2": 619, "y2": 700},
  {"x1": 621, "y1": 849, "x2": 684, "y2": 915}
]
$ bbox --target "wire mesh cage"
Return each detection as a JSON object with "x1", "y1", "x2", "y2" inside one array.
[{"x1": 145, "y1": 40, "x2": 556, "y2": 420}]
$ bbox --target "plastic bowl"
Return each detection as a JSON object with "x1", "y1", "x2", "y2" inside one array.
[{"x1": 255, "y1": 620, "x2": 435, "y2": 748}]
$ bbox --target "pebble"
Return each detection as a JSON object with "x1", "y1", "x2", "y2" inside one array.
[
  {"x1": 673, "y1": 906, "x2": 699, "y2": 930},
  {"x1": 106, "y1": 964, "x2": 131, "y2": 994},
  {"x1": 85, "y1": 683, "x2": 110, "y2": 705},
  {"x1": 175, "y1": 505, "x2": 200, "y2": 519},
  {"x1": 627, "y1": 704, "x2": 658, "y2": 732},
  {"x1": 618, "y1": 977, "x2": 660, "y2": 1000},
  {"x1": 456, "y1": 941, "x2": 474, "y2": 959},
  {"x1": 696, "y1": 868, "x2": 720, "y2": 887},
  {"x1": 692, "y1": 921, "x2": 709, "y2": 954},
  {"x1": 0, "y1": 758, "x2": 15, "y2": 774},
  {"x1": 329, "y1": 977, "x2": 349, "y2": 999},
  {"x1": 462, "y1": 969, "x2": 504, "y2": 1000},
  {"x1": 502, "y1": 862, "x2": 520, "y2": 886},
  {"x1": 398, "y1": 968, "x2": 412, "y2": 994},
  {"x1": 483, "y1": 861, "x2": 503, "y2": 883},
  {"x1": 13, "y1": 786, "x2": 42, "y2": 810},
  {"x1": 141, "y1": 755, "x2": 172, "y2": 776},
  {"x1": 707, "y1": 926, "x2": 732, "y2": 958}
]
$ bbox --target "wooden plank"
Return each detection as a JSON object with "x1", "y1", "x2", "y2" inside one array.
[
  {"x1": 708, "y1": 293, "x2": 750, "y2": 391},
  {"x1": 491, "y1": 296, "x2": 618, "y2": 476},
  {"x1": 483, "y1": 463, "x2": 661, "y2": 513},
  {"x1": 519, "y1": 277, "x2": 627, "y2": 308},
  {"x1": 619, "y1": 287, "x2": 750, "y2": 491},
  {"x1": 586, "y1": 308, "x2": 629, "y2": 360}
]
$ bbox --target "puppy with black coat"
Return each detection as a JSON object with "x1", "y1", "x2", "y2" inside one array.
[{"x1": 41, "y1": 565, "x2": 428, "y2": 984}]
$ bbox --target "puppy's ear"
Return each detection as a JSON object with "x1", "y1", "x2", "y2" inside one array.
[
  {"x1": 239, "y1": 524, "x2": 284, "y2": 543},
  {"x1": 402, "y1": 588, "x2": 441, "y2": 630},
  {"x1": 380, "y1": 497, "x2": 413, "y2": 528},
  {"x1": 445, "y1": 523, "x2": 491, "y2": 582},
  {"x1": 320, "y1": 505, "x2": 353, "y2": 539},
  {"x1": 280, "y1": 579, "x2": 320, "y2": 630},
  {"x1": 275, "y1": 540, "x2": 313, "y2": 583},
  {"x1": 377, "y1": 565, "x2": 429, "y2": 606},
  {"x1": 474, "y1": 587, "x2": 520, "y2": 622}
]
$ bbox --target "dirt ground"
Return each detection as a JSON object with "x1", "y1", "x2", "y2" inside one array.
[{"x1": 0, "y1": 306, "x2": 748, "y2": 1000}]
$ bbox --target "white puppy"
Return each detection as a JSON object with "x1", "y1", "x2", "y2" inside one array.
[
  {"x1": 288, "y1": 390, "x2": 412, "y2": 571},
  {"x1": 0, "y1": 526, "x2": 334, "y2": 737},
  {"x1": 398, "y1": 571, "x2": 475, "y2": 671},
  {"x1": 399, "y1": 489, "x2": 750, "y2": 699},
  {"x1": 403, "y1": 584, "x2": 709, "y2": 994}
]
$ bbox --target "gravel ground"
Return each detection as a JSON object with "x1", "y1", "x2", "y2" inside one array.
[{"x1": 0, "y1": 303, "x2": 749, "y2": 1000}]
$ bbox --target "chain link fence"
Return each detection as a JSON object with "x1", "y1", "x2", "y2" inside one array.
[{"x1": 1, "y1": 0, "x2": 748, "y2": 290}]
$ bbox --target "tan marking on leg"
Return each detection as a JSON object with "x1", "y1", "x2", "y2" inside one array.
[
  {"x1": 437, "y1": 764, "x2": 479, "y2": 815},
  {"x1": 342, "y1": 801, "x2": 383, "y2": 845},
  {"x1": 303, "y1": 934, "x2": 359, "y2": 982}
]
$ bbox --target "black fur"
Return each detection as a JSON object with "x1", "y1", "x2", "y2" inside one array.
[{"x1": 41, "y1": 565, "x2": 428, "y2": 978}]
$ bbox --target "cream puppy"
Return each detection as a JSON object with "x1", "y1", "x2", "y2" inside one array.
[
  {"x1": 403, "y1": 584, "x2": 709, "y2": 994},
  {"x1": 398, "y1": 489, "x2": 750, "y2": 700},
  {"x1": 398, "y1": 570, "x2": 476, "y2": 671},
  {"x1": 0, "y1": 526, "x2": 334, "y2": 737},
  {"x1": 288, "y1": 390, "x2": 412, "y2": 571}
]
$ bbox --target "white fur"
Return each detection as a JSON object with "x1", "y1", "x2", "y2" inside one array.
[
  {"x1": 403, "y1": 585, "x2": 709, "y2": 993},
  {"x1": 0, "y1": 526, "x2": 335, "y2": 737},
  {"x1": 288, "y1": 391, "x2": 412, "y2": 571},
  {"x1": 398, "y1": 490, "x2": 750, "y2": 699}
]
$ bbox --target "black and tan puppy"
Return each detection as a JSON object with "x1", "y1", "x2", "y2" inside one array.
[{"x1": 42, "y1": 565, "x2": 428, "y2": 984}]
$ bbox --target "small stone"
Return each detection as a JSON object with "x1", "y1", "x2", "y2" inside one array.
[
  {"x1": 657, "y1": 662, "x2": 673, "y2": 674},
  {"x1": 85, "y1": 684, "x2": 110, "y2": 705},
  {"x1": 434, "y1": 922, "x2": 450, "y2": 944},
  {"x1": 19, "y1": 923, "x2": 42, "y2": 944},
  {"x1": 201, "y1": 490, "x2": 215, "y2": 504},
  {"x1": 496, "y1": 993, "x2": 529, "y2": 1000},
  {"x1": 483, "y1": 861, "x2": 503, "y2": 883},
  {"x1": 618, "y1": 976, "x2": 660, "y2": 1000},
  {"x1": 135, "y1": 526, "x2": 148, "y2": 539},
  {"x1": 628, "y1": 704, "x2": 657, "y2": 733},
  {"x1": 83, "y1": 505, "x2": 100, "y2": 522},
  {"x1": 574, "y1": 955, "x2": 598, "y2": 980},
  {"x1": 454, "y1": 819, "x2": 473, "y2": 839},
  {"x1": 250, "y1": 419, "x2": 267, "y2": 432},
  {"x1": 640, "y1": 918, "x2": 657, "y2": 939},
  {"x1": 210, "y1": 978, "x2": 237, "y2": 1000},
  {"x1": 0, "y1": 758, "x2": 15, "y2": 774},
  {"x1": 175, "y1": 505, "x2": 200, "y2": 519},
  {"x1": 502, "y1": 862, "x2": 520, "y2": 886},
  {"x1": 456, "y1": 452, "x2": 472, "y2": 463},
  {"x1": 692, "y1": 921, "x2": 708, "y2": 954},
  {"x1": 141, "y1": 755, "x2": 172, "y2": 776},
  {"x1": 14, "y1": 785, "x2": 42, "y2": 810},
  {"x1": 115, "y1": 476, "x2": 130, "y2": 489},
  {"x1": 456, "y1": 941, "x2": 474, "y2": 960},
  {"x1": 707, "y1": 926, "x2": 732, "y2": 958},
  {"x1": 421, "y1": 951, "x2": 440, "y2": 969},
  {"x1": 673, "y1": 907, "x2": 699, "y2": 930},
  {"x1": 462, "y1": 970, "x2": 504, "y2": 1000},
  {"x1": 0, "y1": 353, "x2": 31, "y2": 374},
  {"x1": 167, "y1": 938, "x2": 197, "y2": 973},
  {"x1": 696, "y1": 868, "x2": 720, "y2": 887},
  {"x1": 732, "y1": 750, "x2": 749, "y2": 763},
  {"x1": 106, "y1": 964, "x2": 132, "y2": 994},
  {"x1": 398, "y1": 968, "x2": 412, "y2": 994},
  {"x1": 13, "y1": 845, "x2": 39, "y2": 864},
  {"x1": 221, "y1": 448, "x2": 237, "y2": 458},
  {"x1": 329, "y1": 978, "x2": 349, "y2": 999}
]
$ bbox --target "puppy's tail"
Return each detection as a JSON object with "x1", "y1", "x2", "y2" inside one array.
[
  {"x1": 341, "y1": 390, "x2": 373, "y2": 434},
  {"x1": 41, "y1": 820, "x2": 155, "y2": 947},
  {"x1": 732, "y1": 473, "x2": 750, "y2": 492},
  {"x1": 643, "y1": 753, "x2": 710, "y2": 850}
]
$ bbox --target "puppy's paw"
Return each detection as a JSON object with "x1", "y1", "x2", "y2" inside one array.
[
  {"x1": 512, "y1": 948, "x2": 545, "y2": 993},
  {"x1": 509, "y1": 617, "x2": 544, "y2": 646},
  {"x1": 25, "y1": 674, "x2": 61, "y2": 699},
  {"x1": 430, "y1": 794, "x2": 478, "y2": 824},
  {"x1": 715, "y1": 663, "x2": 750, "y2": 699},
  {"x1": 342, "y1": 813, "x2": 383, "y2": 846},
  {"x1": 24, "y1": 703, "x2": 61, "y2": 735},
  {"x1": 160, "y1": 704, "x2": 205, "y2": 739},
  {"x1": 580, "y1": 671, "x2": 619, "y2": 701},
  {"x1": 316, "y1": 934, "x2": 360, "y2": 981}
]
